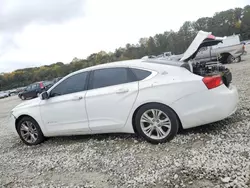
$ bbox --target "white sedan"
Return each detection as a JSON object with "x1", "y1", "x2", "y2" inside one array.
[
  {"x1": 0, "y1": 91, "x2": 9, "y2": 99},
  {"x1": 9, "y1": 59, "x2": 238, "y2": 145}
]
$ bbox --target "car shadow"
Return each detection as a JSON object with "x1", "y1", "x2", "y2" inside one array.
[
  {"x1": 37, "y1": 112, "x2": 242, "y2": 146},
  {"x1": 178, "y1": 111, "x2": 242, "y2": 136},
  {"x1": 46, "y1": 133, "x2": 140, "y2": 145}
]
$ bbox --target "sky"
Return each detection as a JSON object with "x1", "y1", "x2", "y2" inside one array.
[{"x1": 0, "y1": 0, "x2": 249, "y2": 73}]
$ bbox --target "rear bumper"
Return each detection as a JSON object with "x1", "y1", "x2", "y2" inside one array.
[{"x1": 171, "y1": 84, "x2": 238, "y2": 129}]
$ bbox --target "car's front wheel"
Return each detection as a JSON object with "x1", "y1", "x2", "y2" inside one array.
[
  {"x1": 134, "y1": 103, "x2": 179, "y2": 144},
  {"x1": 21, "y1": 95, "x2": 26, "y2": 100},
  {"x1": 16, "y1": 116, "x2": 45, "y2": 145}
]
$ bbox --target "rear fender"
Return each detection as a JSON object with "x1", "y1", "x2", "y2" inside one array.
[{"x1": 121, "y1": 78, "x2": 207, "y2": 133}]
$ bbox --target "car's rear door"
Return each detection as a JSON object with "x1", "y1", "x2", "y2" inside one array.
[
  {"x1": 23, "y1": 85, "x2": 32, "y2": 98},
  {"x1": 85, "y1": 67, "x2": 139, "y2": 131},
  {"x1": 40, "y1": 71, "x2": 90, "y2": 134},
  {"x1": 29, "y1": 84, "x2": 39, "y2": 98}
]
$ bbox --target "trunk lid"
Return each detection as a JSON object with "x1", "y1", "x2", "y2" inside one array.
[
  {"x1": 179, "y1": 31, "x2": 232, "y2": 87},
  {"x1": 180, "y1": 31, "x2": 224, "y2": 62}
]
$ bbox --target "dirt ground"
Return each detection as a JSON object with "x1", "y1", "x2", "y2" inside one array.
[{"x1": 0, "y1": 47, "x2": 250, "y2": 188}]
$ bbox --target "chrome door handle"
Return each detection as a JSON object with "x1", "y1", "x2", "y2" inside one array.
[
  {"x1": 116, "y1": 88, "x2": 129, "y2": 94},
  {"x1": 72, "y1": 96, "x2": 83, "y2": 101}
]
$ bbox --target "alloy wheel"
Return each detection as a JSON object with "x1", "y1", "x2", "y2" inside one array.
[
  {"x1": 140, "y1": 109, "x2": 171, "y2": 140},
  {"x1": 20, "y1": 121, "x2": 38, "y2": 144}
]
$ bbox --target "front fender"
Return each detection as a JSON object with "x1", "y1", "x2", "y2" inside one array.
[{"x1": 12, "y1": 110, "x2": 48, "y2": 136}]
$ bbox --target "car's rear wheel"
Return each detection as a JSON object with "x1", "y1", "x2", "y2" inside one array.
[
  {"x1": 134, "y1": 103, "x2": 179, "y2": 144},
  {"x1": 235, "y1": 56, "x2": 241, "y2": 63},
  {"x1": 227, "y1": 54, "x2": 235, "y2": 64},
  {"x1": 17, "y1": 116, "x2": 45, "y2": 145}
]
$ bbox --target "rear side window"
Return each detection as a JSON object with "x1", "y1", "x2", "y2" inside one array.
[
  {"x1": 131, "y1": 68, "x2": 151, "y2": 81},
  {"x1": 31, "y1": 84, "x2": 38, "y2": 90},
  {"x1": 26, "y1": 86, "x2": 32, "y2": 91},
  {"x1": 50, "y1": 72, "x2": 88, "y2": 97},
  {"x1": 91, "y1": 68, "x2": 133, "y2": 89}
]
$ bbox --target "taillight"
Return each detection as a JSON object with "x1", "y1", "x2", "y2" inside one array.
[
  {"x1": 39, "y1": 82, "x2": 44, "y2": 89},
  {"x1": 207, "y1": 34, "x2": 215, "y2": 39},
  {"x1": 202, "y1": 76, "x2": 223, "y2": 89}
]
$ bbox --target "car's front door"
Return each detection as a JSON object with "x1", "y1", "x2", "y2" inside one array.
[
  {"x1": 40, "y1": 72, "x2": 90, "y2": 135},
  {"x1": 85, "y1": 67, "x2": 139, "y2": 131}
]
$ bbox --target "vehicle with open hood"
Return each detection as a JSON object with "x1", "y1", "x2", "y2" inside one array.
[{"x1": 9, "y1": 31, "x2": 238, "y2": 145}]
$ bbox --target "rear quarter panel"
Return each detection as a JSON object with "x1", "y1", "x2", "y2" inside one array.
[
  {"x1": 136, "y1": 73, "x2": 206, "y2": 106},
  {"x1": 121, "y1": 68, "x2": 208, "y2": 133}
]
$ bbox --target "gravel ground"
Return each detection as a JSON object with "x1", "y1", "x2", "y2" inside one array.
[{"x1": 1, "y1": 51, "x2": 250, "y2": 188}]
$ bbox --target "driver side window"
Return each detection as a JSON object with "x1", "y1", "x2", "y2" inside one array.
[{"x1": 50, "y1": 72, "x2": 88, "y2": 97}]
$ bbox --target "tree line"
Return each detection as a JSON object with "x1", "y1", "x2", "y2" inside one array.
[{"x1": 0, "y1": 5, "x2": 250, "y2": 91}]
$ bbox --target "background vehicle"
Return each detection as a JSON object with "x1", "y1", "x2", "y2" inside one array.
[
  {"x1": 156, "y1": 52, "x2": 173, "y2": 58},
  {"x1": 241, "y1": 40, "x2": 250, "y2": 45},
  {"x1": 194, "y1": 34, "x2": 245, "y2": 63},
  {"x1": 7, "y1": 89, "x2": 18, "y2": 96},
  {"x1": 0, "y1": 91, "x2": 9, "y2": 99},
  {"x1": 42, "y1": 81, "x2": 54, "y2": 90},
  {"x1": 18, "y1": 81, "x2": 53, "y2": 100},
  {"x1": 16, "y1": 87, "x2": 26, "y2": 93}
]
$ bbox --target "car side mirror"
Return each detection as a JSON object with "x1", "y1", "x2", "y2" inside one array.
[{"x1": 40, "y1": 91, "x2": 49, "y2": 100}]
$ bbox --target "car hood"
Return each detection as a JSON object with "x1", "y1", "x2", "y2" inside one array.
[
  {"x1": 13, "y1": 98, "x2": 41, "y2": 110},
  {"x1": 180, "y1": 30, "x2": 224, "y2": 62}
]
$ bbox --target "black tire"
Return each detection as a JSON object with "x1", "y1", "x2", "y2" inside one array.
[
  {"x1": 16, "y1": 116, "x2": 45, "y2": 146},
  {"x1": 227, "y1": 54, "x2": 235, "y2": 64},
  {"x1": 134, "y1": 103, "x2": 179, "y2": 144},
  {"x1": 20, "y1": 95, "x2": 26, "y2": 100}
]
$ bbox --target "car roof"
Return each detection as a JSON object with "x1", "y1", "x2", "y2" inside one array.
[
  {"x1": 72, "y1": 59, "x2": 142, "y2": 73},
  {"x1": 68, "y1": 59, "x2": 183, "y2": 76}
]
